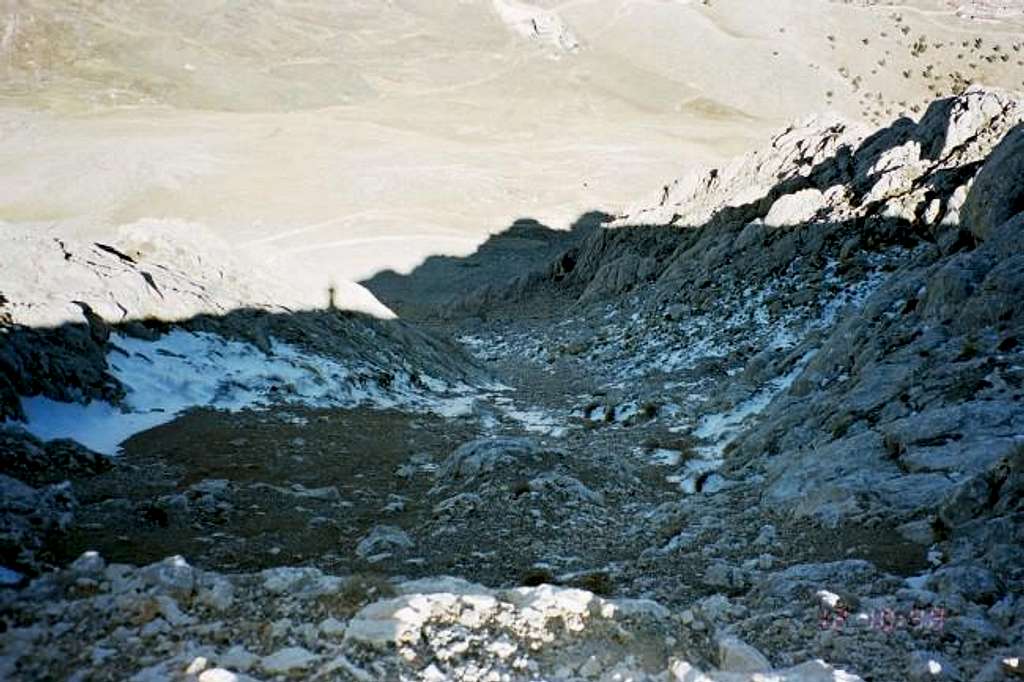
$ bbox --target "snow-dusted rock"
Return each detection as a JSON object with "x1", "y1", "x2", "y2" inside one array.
[
  {"x1": 354, "y1": 525, "x2": 415, "y2": 559},
  {"x1": 140, "y1": 555, "x2": 197, "y2": 602},
  {"x1": 438, "y1": 437, "x2": 544, "y2": 481},
  {"x1": 70, "y1": 550, "x2": 106, "y2": 576}
]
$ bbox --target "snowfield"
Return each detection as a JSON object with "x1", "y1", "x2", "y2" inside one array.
[{"x1": 20, "y1": 330, "x2": 478, "y2": 454}]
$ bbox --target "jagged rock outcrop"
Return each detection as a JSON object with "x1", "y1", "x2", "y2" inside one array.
[
  {"x1": 487, "y1": 84, "x2": 1024, "y2": 529},
  {"x1": 456, "y1": 86, "x2": 1021, "y2": 312},
  {"x1": 743, "y1": 207, "x2": 1024, "y2": 527},
  {"x1": 961, "y1": 123, "x2": 1024, "y2": 241}
]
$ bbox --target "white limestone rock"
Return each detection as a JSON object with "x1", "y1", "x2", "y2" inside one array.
[
  {"x1": 764, "y1": 189, "x2": 826, "y2": 227},
  {"x1": 715, "y1": 634, "x2": 772, "y2": 673},
  {"x1": 260, "y1": 647, "x2": 318, "y2": 675}
]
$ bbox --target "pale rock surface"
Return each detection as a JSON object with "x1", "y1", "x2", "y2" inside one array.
[
  {"x1": 438, "y1": 437, "x2": 546, "y2": 481},
  {"x1": 0, "y1": 222, "x2": 394, "y2": 330},
  {"x1": 715, "y1": 634, "x2": 772, "y2": 673},
  {"x1": 671, "y1": 658, "x2": 864, "y2": 681},
  {"x1": 260, "y1": 647, "x2": 318, "y2": 675},
  {"x1": 763, "y1": 189, "x2": 827, "y2": 227},
  {"x1": 140, "y1": 555, "x2": 197, "y2": 602}
]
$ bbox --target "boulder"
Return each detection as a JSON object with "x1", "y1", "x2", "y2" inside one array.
[
  {"x1": 716, "y1": 634, "x2": 772, "y2": 672},
  {"x1": 763, "y1": 189, "x2": 826, "y2": 227},
  {"x1": 438, "y1": 437, "x2": 545, "y2": 482},
  {"x1": 907, "y1": 650, "x2": 963, "y2": 681},
  {"x1": 355, "y1": 525, "x2": 415, "y2": 559},
  {"x1": 926, "y1": 565, "x2": 1002, "y2": 605},
  {"x1": 140, "y1": 555, "x2": 197, "y2": 602}
]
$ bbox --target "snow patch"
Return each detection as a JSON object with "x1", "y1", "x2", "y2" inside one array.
[
  {"x1": 21, "y1": 330, "x2": 478, "y2": 455},
  {"x1": 21, "y1": 397, "x2": 177, "y2": 457},
  {"x1": 692, "y1": 356, "x2": 810, "y2": 450},
  {"x1": 500, "y1": 405, "x2": 568, "y2": 438},
  {"x1": 434, "y1": 395, "x2": 478, "y2": 418},
  {"x1": 492, "y1": 0, "x2": 580, "y2": 53},
  {"x1": 648, "y1": 449, "x2": 682, "y2": 467},
  {"x1": 670, "y1": 352, "x2": 815, "y2": 494}
]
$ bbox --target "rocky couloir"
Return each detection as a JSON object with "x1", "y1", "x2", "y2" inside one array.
[{"x1": 2, "y1": 87, "x2": 1023, "y2": 681}]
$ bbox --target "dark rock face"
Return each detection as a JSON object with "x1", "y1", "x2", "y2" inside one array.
[
  {"x1": 0, "y1": 429, "x2": 112, "y2": 487},
  {"x1": 0, "y1": 428, "x2": 110, "y2": 577},
  {"x1": 962, "y1": 124, "x2": 1024, "y2": 242},
  {"x1": 0, "y1": 473, "x2": 76, "y2": 577},
  {"x1": 0, "y1": 322, "x2": 122, "y2": 422}
]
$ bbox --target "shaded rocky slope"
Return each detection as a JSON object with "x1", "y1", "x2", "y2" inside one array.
[
  {"x1": 432, "y1": 86, "x2": 1024, "y2": 679},
  {"x1": 0, "y1": 223, "x2": 489, "y2": 424},
  {"x1": 362, "y1": 213, "x2": 608, "y2": 321},
  {"x1": 0, "y1": 226, "x2": 491, "y2": 578},
  {"x1": 2, "y1": 87, "x2": 1024, "y2": 681}
]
